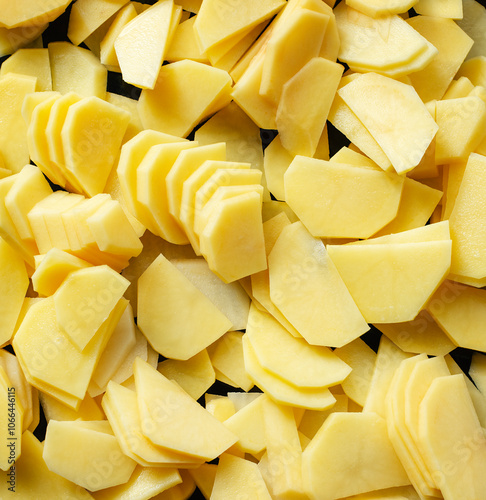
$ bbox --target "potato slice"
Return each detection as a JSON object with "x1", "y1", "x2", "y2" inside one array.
[
  {"x1": 268, "y1": 221, "x2": 369, "y2": 346},
  {"x1": 347, "y1": 0, "x2": 417, "y2": 17},
  {"x1": 171, "y1": 258, "x2": 250, "y2": 331},
  {"x1": 284, "y1": 155, "x2": 404, "y2": 238},
  {"x1": 328, "y1": 75, "x2": 392, "y2": 172},
  {"x1": 115, "y1": 0, "x2": 178, "y2": 89},
  {"x1": 136, "y1": 141, "x2": 197, "y2": 243},
  {"x1": 262, "y1": 397, "x2": 306, "y2": 498},
  {"x1": 93, "y1": 465, "x2": 182, "y2": 500},
  {"x1": 0, "y1": 73, "x2": 37, "y2": 173},
  {"x1": 338, "y1": 72, "x2": 438, "y2": 174},
  {"x1": 207, "y1": 331, "x2": 254, "y2": 392},
  {"x1": 68, "y1": 0, "x2": 129, "y2": 46},
  {"x1": 334, "y1": 4, "x2": 435, "y2": 75},
  {"x1": 193, "y1": 0, "x2": 284, "y2": 52},
  {"x1": 375, "y1": 310, "x2": 456, "y2": 357},
  {"x1": 138, "y1": 60, "x2": 232, "y2": 137},
  {"x1": 2, "y1": 431, "x2": 92, "y2": 499},
  {"x1": 242, "y1": 335, "x2": 336, "y2": 410},
  {"x1": 0, "y1": 237, "x2": 29, "y2": 346},
  {"x1": 0, "y1": 48, "x2": 51, "y2": 91},
  {"x1": 327, "y1": 239, "x2": 451, "y2": 323},
  {"x1": 363, "y1": 335, "x2": 411, "y2": 419},
  {"x1": 53, "y1": 265, "x2": 129, "y2": 351},
  {"x1": 448, "y1": 153, "x2": 486, "y2": 282},
  {"x1": 302, "y1": 412, "x2": 410, "y2": 500},
  {"x1": 157, "y1": 350, "x2": 215, "y2": 401},
  {"x1": 263, "y1": 134, "x2": 294, "y2": 201},
  {"x1": 61, "y1": 96, "x2": 130, "y2": 197},
  {"x1": 134, "y1": 357, "x2": 237, "y2": 460},
  {"x1": 276, "y1": 57, "x2": 343, "y2": 158},
  {"x1": 211, "y1": 453, "x2": 271, "y2": 500},
  {"x1": 0, "y1": 0, "x2": 70, "y2": 28},
  {"x1": 407, "y1": 16, "x2": 473, "y2": 102},
  {"x1": 102, "y1": 381, "x2": 204, "y2": 467},
  {"x1": 469, "y1": 353, "x2": 486, "y2": 396},
  {"x1": 246, "y1": 304, "x2": 351, "y2": 389},
  {"x1": 43, "y1": 419, "x2": 136, "y2": 491},
  {"x1": 4, "y1": 164, "x2": 52, "y2": 244},
  {"x1": 48, "y1": 41, "x2": 107, "y2": 98},
  {"x1": 418, "y1": 374, "x2": 486, "y2": 499},
  {"x1": 0, "y1": 366, "x2": 22, "y2": 470},
  {"x1": 457, "y1": 0, "x2": 486, "y2": 60},
  {"x1": 0, "y1": 24, "x2": 47, "y2": 58},
  {"x1": 200, "y1": 190, "x2": 267, "y2": 282},
  {"x1": 137, "y1": 253, "x2": 231, "y2": 360}
]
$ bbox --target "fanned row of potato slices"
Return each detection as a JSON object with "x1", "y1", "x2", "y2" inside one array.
[{"x1": 1, "y1": 0, "x2": 486, "y2": 498}]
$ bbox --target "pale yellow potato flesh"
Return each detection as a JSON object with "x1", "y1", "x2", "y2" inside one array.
[
  {"x1": 137, "y1": 253, "x2": 232, "y2": 360},
  {"x1": 268, "y1": 221, "x2": 369, "y2": 346},
  {"x1": 302, "y1": 412, "x2": 410, "y2": 500}
]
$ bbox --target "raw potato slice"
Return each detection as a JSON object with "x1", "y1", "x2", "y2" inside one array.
[
  {"x1": 0, "y1": 0, "x2": 71, "y2": 28},
  {"x1": 262, "y1": 398, "x2": 306, "y2": 498},
  {"x1": 171, "y1": 258, "x2": 250, "y2": 331},
  {"x1": 407, "y1": 16, "x2": 473, "y2": 102},
  {"x1": 448, "y1": 153, "x2": 486, "y2": 281},
  {"x1": 0, "y1": 72, "x2": 37, "y2": 173},
  {"x1": 338, "y1": 73, "x2": 438, "y2": 174},
  {"x1": 93, "y1": 465, "x2": 182, "y2": 500},
  {"x1": 136, "y1": 141, "x2": 197, "y2": 243},
  {"x1": 243, "y1": 335, "x2": 337, "y2": 410},
  {"x1": 327, "y1": 240, "x2": 451, "y2": 323},
  {"x1": 68, "y1": 0, "x2": 129, "y2": 46},
  {"x1": 194, "y1": 0, "x2": 285, "y2": 52},
  {"x1": 4, "y1": 164, "x2": 52, "y2": 243},
  {"x1": 115, "y1": 0, "x2": 178, "y2": 89},
  {"x1": 470, "y1": 353, "x2": 486, "y2": 396},
  {"x1": 157, "y1": 350, "x2": 215, "y2": 401},
  {"x1": 328, "y1": 75, "x2": 392, "y2": 172},
  {"x1": 138, "y1": 60, "x2": 232, "y2": 138},
  {"x1": 414, "y1": 0, "x2": 462, "y2": 18},
  {"x1": 207, "y1": 331, "x2": 254, "y2": 392},
  {"x1": 0, "y1": 48, "x2": 52, "y2": 91},
  {"x1": 284, "y1": 155, "x2": 404, "y2": 238},
  {"x1": 102, "y1": 382, "x2": 203, "y2": 466},
  {"x1": 32, "y1": 248, "x2": 91, "y2": 297},
  {"x1": 268, "y1": 221, "x2": 369, "y2": 347},
  {"x1": 13, "y1": 296, "x2": 126, "y2": 402},
  {"x1": 117, "y1": 129, "x2": 185, "y2": 231},
  {"x1": 363, "y1": 335, "x2": 411, "y2": 419},
  {"x1": 62, "y1": 96, "x2": 130, "y2": 196},
  {"x1": 427, "y1": 280, "x2": 486, "y2": 351},
  {"x1": 200, "y1": 190, "x2": 267, "y2": 282},
  {"x1": 263, "y1": 134, "x2": 294, "y2": 201},
  {"x1": 302, "y1": 412, "x2": 410, "y2": 500},
  {"x1": 457, "y1": 0, "x2": 486, "y2": 61},
  {"x1": 166, "y1": 16, "x2": 209, "y2": 64},
  {"x1": 276, "y1": 57, "x2": 343, "y2": 158},
  {"x1": 53, "y1": 266, "x2": 129, "y2": 351},
  {"x1": 166, "y1": 143, "x2": 226, "y2": 222},
  {"x1": 134, "y1": 357, "x2": 238, "y2": 460},
  {"x1": 48, "y1": 41, "x2": 107, "y2": 99},
  {"x1": 372, "y1": 177, "x2": 442, "y2": 237},
  {"x1": 211, "y1": 454, "x2": 271, "y2": 500},
  {"x1": 43, "y1": 419, "x2": 136, "y2": 491},
  {"x1": 0, "y1": 366, "x2": 22, "y2": 470},
  {"x1": 334, "y1": 4, "x2": 435, "y2": 75},
  {"x1": 27, "y1": 93, "x2": 70, "y2": 189},
  {"x1": 1, "y1": 431, "x2": 93, "y2": 499},
  {"x1": 222, "y1": 394, "x2": 266, "y2": 454},
  {"x1": 0, "y1": 24, "x2": 48, "y2": 58},
  {"x1": 418, "y1": 374, "x2": 486, "y2": 500},
  {"x1": 0, "y1": 237, "x2": 29, "y2": 346},
  {"x1": 137, "y1": 253, "x2": 232, "y2": 360},
  {"x1": 385, "y1": 354, "x2": 440, "y2": 498},
  {"x1": 260, "y1": 9, "x2": 328, "y2": 104},
  {"x1": 346, "y1": 0, "x2": 417, "y2": 17},
  {"x1": 334, "y1": 338, "x2": 376, "y2": 407},
  {"x1": 375, "y1": 310, "x2": 456, "y2": 356},
  {"x1": 246, "y1": 304, "x2": 351, "y2": 389}
]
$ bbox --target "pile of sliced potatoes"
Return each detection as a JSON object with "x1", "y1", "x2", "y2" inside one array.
[{"x1": 1, "y1": 0, "x2": 486, "y2": 498}]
